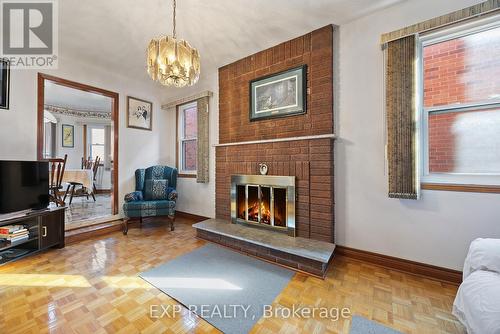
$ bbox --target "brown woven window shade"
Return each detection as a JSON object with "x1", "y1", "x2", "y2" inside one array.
[
  {"x1": 196, "y1": 96, "x2": 210, "y2": 183},
  {"x1": 386, "y1": 35, "x2": 418, "y2": 199}
]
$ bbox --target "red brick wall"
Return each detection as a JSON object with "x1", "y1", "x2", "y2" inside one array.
[
  {"x1": 218, "y1": 25, "x2": 333, "y2": 144},
  {"x1": 423, "y1": 27, "x2": 500, "y2": 172},
  {"x1": 427, "y1": 112, "x2": 456, "y2": 172},
  {"x1": 216, "y1": 25, "x2": 334, "y2": 243},
  {"x1": 216, "y1": 139, "x2": 334, "y2": 242}
]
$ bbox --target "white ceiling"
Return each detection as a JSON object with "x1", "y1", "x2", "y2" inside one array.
[
  {"x1": 44, "y1": 81, "x2": 112, "y2": 112},
  {"x1": 59, "y1": 0, "x2": 405, "y2": 91}
]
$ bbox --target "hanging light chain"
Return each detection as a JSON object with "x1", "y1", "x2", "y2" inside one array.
[{"x1": 172, "y1": 0, "x2": 177, "y2": 39}]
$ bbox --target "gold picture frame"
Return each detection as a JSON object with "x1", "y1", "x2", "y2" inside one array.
[{"x1": 62, "y1": 124, "x2": 74, "y2": 148}]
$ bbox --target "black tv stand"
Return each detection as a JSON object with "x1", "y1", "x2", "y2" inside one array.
[{"x1": 0, "y1": 207, "x2": 65, "y2": 265}]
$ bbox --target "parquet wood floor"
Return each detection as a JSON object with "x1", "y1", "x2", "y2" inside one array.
[{"x1": 0, "y1": 217, "x2": 465, "y2": 334}]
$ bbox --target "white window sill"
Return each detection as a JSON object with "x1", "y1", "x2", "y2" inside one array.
[{"x1": 421, "y1": 173, "x2": 500, "y2": 186}]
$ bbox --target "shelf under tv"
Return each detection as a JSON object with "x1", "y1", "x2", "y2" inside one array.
[
  {"x1": 0, "y1": 207, "x2": 65, "y2": 266},
  {"x1": 0, "y1": 237, "x2": 38, "y2": 252}
]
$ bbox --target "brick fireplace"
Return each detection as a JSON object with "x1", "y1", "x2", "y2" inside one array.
[{"x1": 215, "y1": 25, "x2": 335, "y2": 243}]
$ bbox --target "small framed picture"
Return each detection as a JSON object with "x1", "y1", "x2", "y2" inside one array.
[
  {"x1": 249, "y1": 65, "x2": 307, "y2": 121},
  {"x1": 0, "y1": 59, "x2": 10, "y2": 110},
  {"x1": 62, "y1": 124, "x2": 74, "y2": 148},
  {"x1": 127, "y1": 96, "x2": 152, "y2": 131}
]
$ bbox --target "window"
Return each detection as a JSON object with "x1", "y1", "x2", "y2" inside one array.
[
  {"x1": 43, "y1": 121, "x2": 55, "y2": 159},
  {"x1": 90, "y1": 127, "x2": 105, "y2": 161},
  {"x1": 178, "y1": 102, "x2": 197, "y2": 175},
  {"x1": 419, "y1": 18, "x2": 500, "y2": 186}
]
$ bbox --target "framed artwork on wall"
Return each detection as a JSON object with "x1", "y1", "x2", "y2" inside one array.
[
  {"x1": 127, "y1": 96, "x2": 152, "y2": 130},
  {"x1": 62, "y1": 124, "x2": 74, "y2": 148},
  {"x1": 0, "y1": 59, "x2": 10, "y2": 109},
  {"x1": 249, "y1": 65, "x2": 306, "y2": 121}
]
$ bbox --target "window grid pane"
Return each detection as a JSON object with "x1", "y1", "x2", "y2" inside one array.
[
  {"x1": 91, "y1": 128, "x2": 105, "y2": 145},
  {"x1": 423, "y1": 25, "x2": 500, "y2": 179},
  {"x1": 428, "y1": 108, "x2": 500, "y2": 174},
  {"x1": 423, "y1": 26, "x2": 500, "y2": 108},
  {"x1": 91, "y1": 145, "x2": 105, "y2": 160},
  {"x1": 183, "y1": 106, "x2": 197, "y2": 140},
  {"x1": 179, "y1": 103, "x2": 198, "y2": 172},
  {"x1": 181, "y1": 139, "x2": 197, "y2": 171}
]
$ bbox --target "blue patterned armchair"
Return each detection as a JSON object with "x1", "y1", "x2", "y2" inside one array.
[{"x1": 122, "y1": 165, "x2": 178, "y2": 235}]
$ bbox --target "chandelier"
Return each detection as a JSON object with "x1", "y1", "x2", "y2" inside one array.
[{"x1": 146, "y1": 0, "x2": 200, "y2": 87}]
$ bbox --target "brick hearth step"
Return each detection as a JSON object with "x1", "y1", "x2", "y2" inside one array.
[{"x1": 193, "y1": 219, "x2": 335, "y2": 277}]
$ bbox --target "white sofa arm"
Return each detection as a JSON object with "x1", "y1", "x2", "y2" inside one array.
[
  {"x1": 453, "y1": 270, "x2": 500, "y2": 334},
  {"x1": 463, "y1": 238, "x2": 500, "y2": 280}
]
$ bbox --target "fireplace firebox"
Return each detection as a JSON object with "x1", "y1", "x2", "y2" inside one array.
[{"x1": 231, "y1": 175, "x2": 295, "y2": 236}]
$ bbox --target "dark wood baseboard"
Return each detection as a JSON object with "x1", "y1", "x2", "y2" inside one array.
[
  {"x1": 176, "y1": 211, "x2": 209, "y2": 223},
  {"x1": 335, "y1": 245, "x2": 462, "y2": 285},
  {"x1": 94, "y1": 189, "x2": 112, "y2": 194},
  {"x1": 66, "y1": 220, "x2": 122, "y2": 244}
]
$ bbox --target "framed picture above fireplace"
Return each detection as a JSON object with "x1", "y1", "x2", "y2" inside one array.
[{"x1": 249, "y1": 65, "x2": 306, "y2": 121}]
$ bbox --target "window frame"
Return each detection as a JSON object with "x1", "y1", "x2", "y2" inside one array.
[
  {"x1": 177, "y1": 101, "x2": 198, "y2": 177},
  {"x1": 417, "y1": 16, "x2": 500, "y2": 188},
  {"x1": 89, "y1": 125, "x2": 106, "y2": 162}
]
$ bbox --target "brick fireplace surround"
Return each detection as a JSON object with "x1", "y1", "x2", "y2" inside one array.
[{"x1": 215, "y1": 25, "x2": 335, "y2": 243}]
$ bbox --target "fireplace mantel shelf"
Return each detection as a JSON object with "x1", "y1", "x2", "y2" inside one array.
[{"x1": 213, "y1": 133, "x2": 336, "y2": 147}]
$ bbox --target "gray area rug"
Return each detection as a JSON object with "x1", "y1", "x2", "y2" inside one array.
[
  {"x1": 140, "y1": 243, "x2": 294, "y2": 334},
  {"x1": 351, "y1": 315, "x2": 403, "y2": 334}
]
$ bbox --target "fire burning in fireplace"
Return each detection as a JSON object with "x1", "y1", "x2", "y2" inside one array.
[
  {"x1": 237, "y1": 185, "x2": 284, "y2": 227},
  {"x1": 245, "y1": 201, "x2": 271, "y2": 225}
]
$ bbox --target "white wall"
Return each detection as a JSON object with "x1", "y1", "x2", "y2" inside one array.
[
  {"x1": 160, "y1": 75, "x2": 219, "y2": 219},
  {"x1": 0, "y1": 55, "x2": 167, "y2": 215},
  {"x1": 336, "y1": 0, "x2": 500, "y2": 270}
]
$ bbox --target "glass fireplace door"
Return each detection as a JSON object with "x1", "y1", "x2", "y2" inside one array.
[{"x1": 236, "y1": 184, "x2": 287, "y2": 229}]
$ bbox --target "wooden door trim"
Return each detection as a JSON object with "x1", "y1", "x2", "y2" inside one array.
[{"x1": 37, "y1": 73, "x2": 119, "y2": 215}]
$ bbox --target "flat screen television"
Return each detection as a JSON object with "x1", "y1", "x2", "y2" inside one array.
[{"x1": 0, "y1": 160, "x2": 50, "y2": 214}]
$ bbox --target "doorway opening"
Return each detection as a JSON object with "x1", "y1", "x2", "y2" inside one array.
[{"x1": 37, "y1": 74, "x2": 119, "y2": 229}]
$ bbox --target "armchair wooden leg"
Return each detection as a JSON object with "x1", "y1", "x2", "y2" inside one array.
[
  {"x1": 123, "y1": 218, "x2": 129, "y2": 235},
  {"x1": 170, "y1": 216, "x2": 175, "y2": 231},
  {"x1": 139, "y1": 217, "x2": 143, "y2": 227}
]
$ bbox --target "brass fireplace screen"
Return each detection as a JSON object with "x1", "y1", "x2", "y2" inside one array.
[{"x1": 230, "y1": 175, "x2": 295, "y2": 236}]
